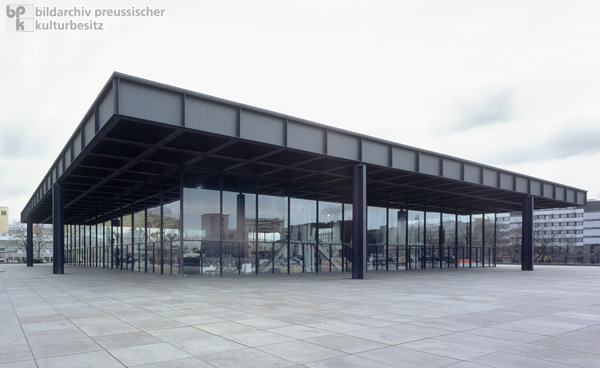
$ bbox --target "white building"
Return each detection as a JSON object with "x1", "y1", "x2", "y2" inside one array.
[
  {"x1": 497, "y1": 199, "x2": 599, "y2": 263},
  {"x1": 0, "y1": 206, "x2": 8, "y2": 234}
]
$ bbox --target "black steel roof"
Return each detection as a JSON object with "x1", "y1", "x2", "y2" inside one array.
[{"x1": 21, "y1": 72, "x2": 587, "y2": 225}]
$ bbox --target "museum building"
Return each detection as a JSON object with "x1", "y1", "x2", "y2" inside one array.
[{"x1": 20, "y1": 73, "x2": 587, "y2": 278}]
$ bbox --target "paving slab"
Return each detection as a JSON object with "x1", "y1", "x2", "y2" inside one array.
[{"x1": 1, "y1": 264, "x2": 599, "y2": 367}]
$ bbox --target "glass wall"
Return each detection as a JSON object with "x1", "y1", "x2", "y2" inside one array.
[
  {"x1": 484, "y1": 213, "x2": 496, "y2": 266},
  {"x1": 133, "y1": 210, "x2": 146, "y2": 272},
  {"x1": 442, "y1": 213, "x2": 456, "y2": 267},
  {"x1": 63, "y1": 173, "x2": 497, "y2": 276},
  {"x1": 408, "y1": 210, "x2": 424, "y2": 245},
  {"x1": 367, "y1": 206, "x2": 386, "y2": 270},
  {"x1": 289, "y1": 198, "x2": 314, "y2": 273},
  {"x1": 388, "y1": 208, "x2": 407, "y2": 270},
  {"x1": 318, "y1": 201, "x2": 343, "y2": 272},
  {"x1": 183, "y1": 188, "x2": 219, "y2": 275},
  {"x1": 471, "y1": 214, "x2": 483, "y2": 267},
  {"x1": 243, "y1": 193, "x2": 257, "y2": 274},
  {"x1": 259, "y1": 194, "x2": 288, "y2": 274},
  {"x1": 222, "y1": 191, "x2": 240, "y2": 275},
  {"x1": 122, "y1": 214, "x2": 132, "y2": 271},
  {"x1": 163, "y1": 200, "x2": 180, "y2": 275},
  {"x1": 426, "y1": 212, "x2": 440, "y2": 268},
  {"x1": 457, "y1": 215, "x2": 470, "y2": 267},
  {"x1": 146, "y1": 205, "x2": 161, "y2": 273},
  {"x1": 343, "y1": 203, "x2": 353, "y2": 272}
]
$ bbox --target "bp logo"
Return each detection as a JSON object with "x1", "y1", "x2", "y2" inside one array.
[{"x1": 6, "y1": 4, "x2": 34, "y2": 32}]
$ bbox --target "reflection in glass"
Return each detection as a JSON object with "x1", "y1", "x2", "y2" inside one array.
[
  {"x1": 408, "y1": 210, "x2": 424, "y2": 245},
  {"x1": 389, "y1": 209, "x2": 407, "y2": 246},
  {"x1": 367, "y1": 206, "x2": 386, "y2": 270},
  {"x1": 442, "y1": 213, "x2": 456, "y2": 267},
  {"x1": 257, "y1": 195, "x2": 287, "y2": 274},
  {"x1": 163, "y1": 200, "x2": 180, "y2": 275},
  {"x1": 134, "y1": 210, "x2": 145, "y2": 272},
  {"x1": 319, "y1": 201, "x2": 343, "y2": 272},
  {"x1": 472, "y1": 214, "x2": 483, "y2": 247},
  {"x1": 290, "y1": 198, "x2": 315, "y2": 273},
  {"x1": 442, "y1": 214, "x2": 456, "y2": 246},
  {"x1": 484, "y1": 213, "x2": 496, "y2": 266},
  {"x1": 484, "y1": 214, "x2": 495, "y2": 247},
  {"x1": 183, "y1": 188, "x2": 217, "y2": 275},
  {"x1": 426, "y1": 212, "x2": 440, "y2": 246},
  {"x1": 147, "y1": 205, "x2": 161, "y2": 273},
  {"x1": 457, "y1": 215, "x2": 470, "y2": 267},
  {"x1": 344, "y1": 203, "x2": 352, "y2": 272}
]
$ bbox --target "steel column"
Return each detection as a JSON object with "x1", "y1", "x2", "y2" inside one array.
[
  {"x1": 522, "y1": 195, "x2": 534, "y2": 271},
  {"x1": 160, "y1": 188, "x2": 164, "y2": 275},
  {"x1": 237, "y1": 193, "x2": 246, "y2": 275},
  {"x1": 26, "y1": 215, "x2": 33, "y2": 267},
  {"x1": 352, "y1": 164, "x2": 367, "y2": 279},
  {"x1": 469, "y1": 213, "x2": 472, "y2": 268},
  {"x1": 179, "y1": 173, "x2": 184, "y2": 276},
  {"x1": 52, "y1": 183, "x2": 64, "y2": 274}
]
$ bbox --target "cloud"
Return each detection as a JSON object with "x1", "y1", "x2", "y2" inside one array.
[
  {"x1": 486, "y1": 122, "x2": 600, "y2": 165},
  {"x1": 452, "y1": 89, "x2": 515, "y2": 131}
]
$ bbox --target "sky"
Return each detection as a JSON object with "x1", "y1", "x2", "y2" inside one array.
[{"x1": 1, "y1": 0, "x2": 599, "y2": 224}]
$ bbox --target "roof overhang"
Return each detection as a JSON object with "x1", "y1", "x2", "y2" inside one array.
[{"x1": 21, "y1": 73, "x2": 587, "y2": 225}]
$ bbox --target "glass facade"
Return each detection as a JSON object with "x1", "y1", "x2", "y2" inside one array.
[{"x1": 64, "y1": 174, "x2": 498, "y2": 276}]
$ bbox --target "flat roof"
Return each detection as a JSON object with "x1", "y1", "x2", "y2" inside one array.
[{"x1": 21, "y1": 72, "x2": 587, "y2": 224}]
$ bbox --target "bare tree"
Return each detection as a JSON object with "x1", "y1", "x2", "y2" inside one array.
[
  {"x1": 9, "y1": 221, "x2": 53, "y2": 260},
  {"x1": 10, "y1": 221, "x2": 27, "y2": 252}
]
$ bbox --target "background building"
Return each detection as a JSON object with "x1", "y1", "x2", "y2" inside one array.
[
  {"x1": 497, "y1": 199, "x2": 599, "y2": 264},
  {"x1": 0, "y1": 206, "x2": 8, "y2": 234}
]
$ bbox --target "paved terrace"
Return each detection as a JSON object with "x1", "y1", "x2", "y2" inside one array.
[{"x1": 1, "y1": 265, "x2": 599, "y2": 368}]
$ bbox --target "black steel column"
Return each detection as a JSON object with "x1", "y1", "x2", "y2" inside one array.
[
  {"x1": 469, "y1": 213, "x2": 473, "y2": 268},
  {"x1": 341, "y1": 202, "x2": 345, "y2": 273},
  {"x1": 255, "y1": 187, "x2": 259, "y2": 275},
  {"x1": 179, "y1": 174, "x2": 184, "y2": 276},
  {"x1": 131, "y1": 200, "x2": 135, "y2": 272},
  {"x1": 454, "y1": 214, "x2": 458, "y2": 268},
  {"x1": 522, "y1": 195, "x2": 534, "y2": 271},
  {"x1": 237, "y1": 193, "x2": 246, "y2": 275},
  {"x1": 352, "y1": 165, "x2": 367, "y2": 279},
  {"x1": 315, "y1": 195, "x2": 319, "y2": 274},
  {"x1": 144, "y1": 195, "x2": 148, "y2": 274},
  {"x1": 286, "y1": 195, "x2": 291, "y2": 275},
  {"x1": 494, "y1": 213, "x2": 497, "y2": 266},
  {"x1": 423, "y1": 211, "x2": 427, "y2": 270},
  {"x1": 52, "y1": 183, "x2": 64, "y2": 274},
  {"x1": 219, "y1": 176, "x2": 223, "y2": 276},
  {"x1": 439, "y1": 212, "x2": 443, "y2": 269},
  {"x1": 160, "y1": 189, "x2": 164, "y2": 275},
  {"x1": 385, "y1": 207, "x2": 389, "y2": 271},
  {"x1": 26, "y1": 215, "x2": 33, "y2": 267}
]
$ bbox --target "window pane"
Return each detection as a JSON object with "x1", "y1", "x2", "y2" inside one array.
[
  {"x1": 426, "y1": 212, "x2": 440, "y2": 246},
  {"x1": 408, "y1": 210, "x2": 424, "y2": 245},
  {"x1": 318, "y1": 201, "x2": 343, "y2": 272},
  {"x1": 290, "y1": 198, "x2": 315, "y2": 273}
]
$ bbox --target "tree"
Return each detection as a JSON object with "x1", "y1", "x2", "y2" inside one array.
[
  {"x1": 10, "y1": 221, "x2": 27, "y2": 253},
  {"x1": 10, "y1": 221, "x2": 53, "y2": 259}
]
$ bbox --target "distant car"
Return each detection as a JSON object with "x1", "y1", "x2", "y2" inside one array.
[{"x1": 0, "y1": 257, "x2": 4, "y2": 262}]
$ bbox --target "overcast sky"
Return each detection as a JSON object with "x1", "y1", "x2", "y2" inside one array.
[{"x1": 2, "y1": 0, "x2": 599, "y2": 224}]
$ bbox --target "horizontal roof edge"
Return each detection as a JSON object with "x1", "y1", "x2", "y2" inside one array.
[{"x1": 21, "y1": 72, "x2": 588, "y2": 222}]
